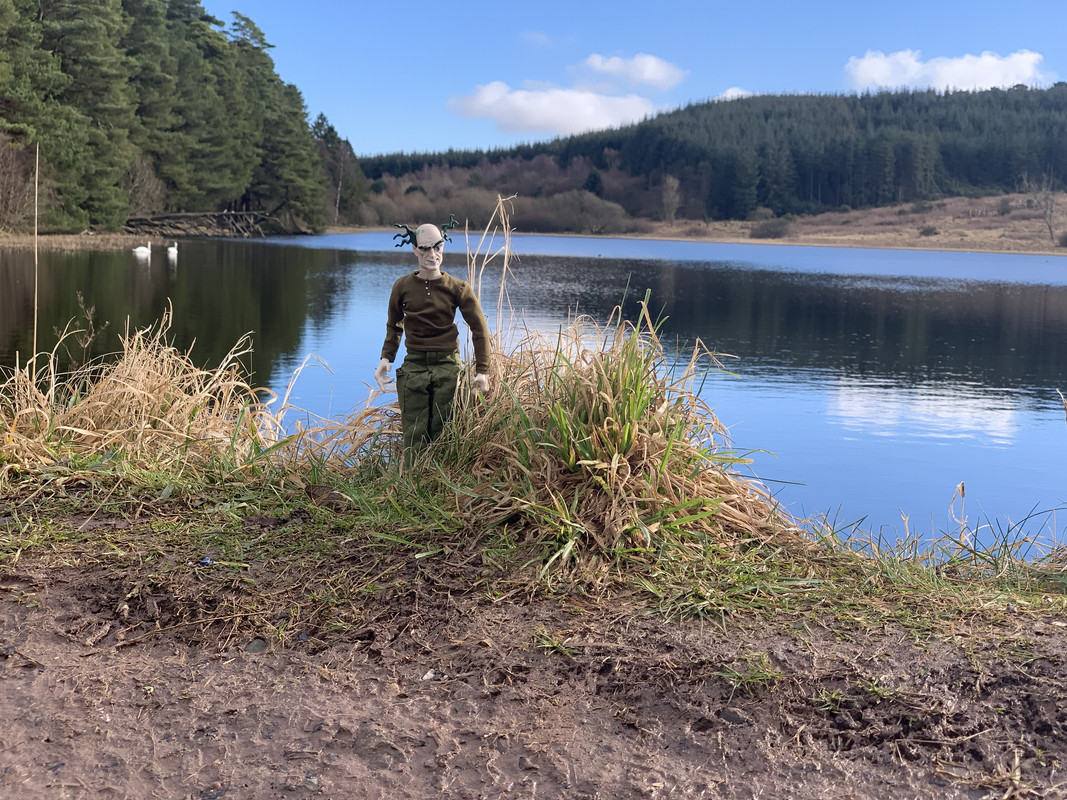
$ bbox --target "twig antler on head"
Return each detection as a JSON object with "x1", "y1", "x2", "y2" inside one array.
[
  {"x1": 392, "y1": 214, "x2": 460, "y2": 248},
  {"x1": 392, "y1": 223, "x2": 419, "y2": 248}
]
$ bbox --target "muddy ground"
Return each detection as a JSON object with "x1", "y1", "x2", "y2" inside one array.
[
  {"x1": 2, "y1": 528, "x2": 1066, "y2": 800},
  {"x1": 2, "y1": 195, "x2": 1066, "y2": 797}
]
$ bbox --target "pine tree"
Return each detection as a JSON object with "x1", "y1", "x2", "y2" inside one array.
[
  {"x1": 218, "y1": 13, "x2": 324, "y2": 229},
  {"x1": 121, "y1": 0, "x2": 175, "y2": 214},
  {"x1": 313, "y1": 113, "x2": 368, "y2": 225},
  {"x1": 583, "y1": 168, "x2": 605, "y2": 197},
  {"x1": 38, "y1": 0, "x2": 137, "y2": 229},
  {"x1": 246, "y1": 82, "x2": 326, "y2": 231},
  {"x1": 162, "y1": 0, "x2": 251, "y2": 210},
  {"x1": 1, "y1": 0, "x2": 94, "y2": 229}
]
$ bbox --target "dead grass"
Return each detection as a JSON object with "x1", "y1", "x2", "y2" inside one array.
[
  {"x1": 1, "y1": 305, "x2": 279, "y2": 476},
  {"x1": 294, "y1": 199, "x2": 820, "y2": 598},
  {"x1": 636, "y1": 192, "x2": 1067, "y2": 255},
  {"x1": 0, "y1": 232, "x2": 159, "y2": 252}
]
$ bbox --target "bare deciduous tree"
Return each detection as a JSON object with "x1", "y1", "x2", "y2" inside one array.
[
  {"x1": 122, "y1": 155, "x2": 167, "y2": 217},
  {"x1": 661, "y1": 175, "x2": 681, "y2": 225},
  {"x1": 1022, "y1": 169, "x2": 1057, "y2": 242},
  {"x1": 0, "y1": 135, "x2": 35, "y2": 232}
]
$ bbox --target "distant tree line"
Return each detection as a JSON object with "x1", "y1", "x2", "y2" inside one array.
[
  {"x1": 360, "y1": 85, "x2": 1067, "y2": 231},
  {"x1": 0, "y1": 0, "x2": 367, "y2": 233},
  {"x1": 6, "y1": 0, "x2": 1062, "y2": 239}
]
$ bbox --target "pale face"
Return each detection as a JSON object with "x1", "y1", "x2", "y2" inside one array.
[
  {"x1": 413, "y1": 240, "x2": 443, "y2": 271},
  {"x1": 412, "y1": 224, "x2": 444, "y2": 273}
]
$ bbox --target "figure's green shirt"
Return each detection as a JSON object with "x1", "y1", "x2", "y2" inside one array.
[{"x1": 380, "y1": 271, "x2": 491, "y2": 373}]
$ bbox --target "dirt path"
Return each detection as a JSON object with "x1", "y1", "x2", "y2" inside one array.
[{"x1": 2, "y1": 558, "x2": 1065, "y2": 799}]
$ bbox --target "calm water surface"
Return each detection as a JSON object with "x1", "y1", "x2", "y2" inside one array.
[{"x1": 3, "y1": 234, "x2": 1065, "y2": 547}]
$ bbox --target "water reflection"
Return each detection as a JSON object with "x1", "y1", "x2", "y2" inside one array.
[
  {"x1": 0, "y1": 241, "x2": 358, "y2": 388},
  {"x1": 2, "y1": 237, "x2": 1065, "y2": 544},
  {"x1": 828, "y1": 379, "x2": 1019, "y2": 445}
]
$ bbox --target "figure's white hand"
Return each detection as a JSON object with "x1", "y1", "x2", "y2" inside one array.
[
  {"x1": 375, "y1": 358, "x2": 393, "y2": 391},
  {"x1": 472, "y1": 373, "x2": 489, "y2": 394}
]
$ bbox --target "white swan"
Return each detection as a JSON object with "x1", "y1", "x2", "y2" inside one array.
[
  {"x1": 166, "y1": 241, "x2": 178, "y2": 260},
  {"x1": 133, "y1": 241, "x2": 151, "y2": 258}
]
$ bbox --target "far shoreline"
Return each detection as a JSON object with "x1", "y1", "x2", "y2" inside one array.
[
  {"x1": 3, "y1": 192, "x2": 1066, "y2": 258},
  {"x1": 326, "y1": 224, "x2": 1067, "y2": 258},
  {"x1": 3, "y1": 228, "x2": 1063, "y2": 259}
]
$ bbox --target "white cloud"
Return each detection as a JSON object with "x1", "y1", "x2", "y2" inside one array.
[
  {"x1": 583, "y1": 53, "x2": 688, "y2": 90},
  {"x1": 718, "y1": 87, "x2": 753, "y2": 100},
  {"x1": 845, "y1": 49, "x2": 1053, "y2": 91},
  {"x1": 450, "y1": 51, "x2": 685, "y2": 138},
  {"x1": 449, "y1": 81, "x2": 656, "y2": 136}
]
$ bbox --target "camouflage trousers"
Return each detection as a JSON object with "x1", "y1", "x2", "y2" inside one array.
[{"x1": 395, "y1": 350, "x2": 461, "y2": 463}]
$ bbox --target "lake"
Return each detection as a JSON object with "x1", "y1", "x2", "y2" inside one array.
[{"x1": 2, "y1": 233, "x2": 1065, "y2": 548}]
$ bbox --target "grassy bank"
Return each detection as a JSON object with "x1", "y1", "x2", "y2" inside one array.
[{"x1": 2, "y1": 199, "x2": 1066, "y2": 650}]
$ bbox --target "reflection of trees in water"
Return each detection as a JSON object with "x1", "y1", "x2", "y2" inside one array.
[
  {"x1": 0, "y1": 244, "x2": 356, "y2": 390},
  {"x1": 508, "y1": 256, "x2": 1067, "y2": 391},
  {"x1": 5, "y1": 245, "x2": 1066, "y2": 397},
  {"x1": 0, "y1": 255, "x2": 34, "y2": 361}
]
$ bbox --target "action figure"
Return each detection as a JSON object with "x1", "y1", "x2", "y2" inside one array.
[{"x1": 375, "y1": 219, "x2": 490, "y2": 463}]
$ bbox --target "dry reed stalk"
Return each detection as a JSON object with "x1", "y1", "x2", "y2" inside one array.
[
  {"x1": 271, "y1": 400, "x2": 399, "y2": 472},
  {"x1": 32, "y1": 143, "x2": 39, "y2": 374},
  {"x1": 1, "y1": 307, "x2": 276, "y2": 473}
]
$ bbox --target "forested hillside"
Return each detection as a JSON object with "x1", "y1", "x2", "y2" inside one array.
[
  {"x1": 0, "y1": 0, "x2": 366, "y2": 234},
  {"x1": 360, "y1": 85, "x2": 1067, "y2": 234},
  {"x1": 4, "y1": 1, "x2": 1064, "y2": 238}
]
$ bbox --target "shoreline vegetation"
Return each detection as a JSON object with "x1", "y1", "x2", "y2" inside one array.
[
  {"x1": 3, "y1": 195, "x2": 1065, "y2": 589},
  {"x1": 2, "y1": 198, "x2": 1067, "y2": 797},
  {"x1": 2, "y1": 192, "x2": 1066, "y2": 256}
]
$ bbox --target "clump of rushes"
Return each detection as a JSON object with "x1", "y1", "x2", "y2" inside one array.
[
  {"x1": 428, "y1": 295, "x2": 814, "y2": 588},
  {"x1": 1, "y1": 305, "x2": 281, "y2": 478},
  {"x1": 296, "y1": 196, "x2": 815, "y2": 592}
]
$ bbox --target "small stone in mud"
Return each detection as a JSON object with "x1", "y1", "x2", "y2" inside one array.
[
  {"x1": 718, "y1": 707, "x2": 753, "y2": 725},
  {"x1": 246, "y1": 637, "x2": 267, "y2": 653}
]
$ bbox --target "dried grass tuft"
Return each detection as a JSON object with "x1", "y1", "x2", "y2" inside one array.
[
  {"x1": 250, "y1": 196, "x2": 807, "y2": 585},
  {"x1": 434, "y1": 299, "x2": 809, "y2": 582},
  {"x1": 2, "y1": 305, "x2": 277, "y2": 475},
  {"x1": 383, "y1": 198, "x2": 807, "y2": 581}
]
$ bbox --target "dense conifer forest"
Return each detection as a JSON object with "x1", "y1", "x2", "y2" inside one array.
[
  {"x1": 361, "y1": 85, "x2": 1067, "y2": 234},
  {"x1": 0, "y1": 0, "x2": 365, "y2": 233},
  {"x1": 2, "y1": 0, "x2": 1064, "y2": 235}
]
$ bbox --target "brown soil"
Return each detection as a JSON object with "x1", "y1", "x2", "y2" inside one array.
[{"x1": 3, "y1": 522, "x2": 1066, "y2": 800}]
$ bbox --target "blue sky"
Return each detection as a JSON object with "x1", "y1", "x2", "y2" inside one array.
[{"x1": 199, "y1": 0, "x2": 1065, "y2": 158}]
